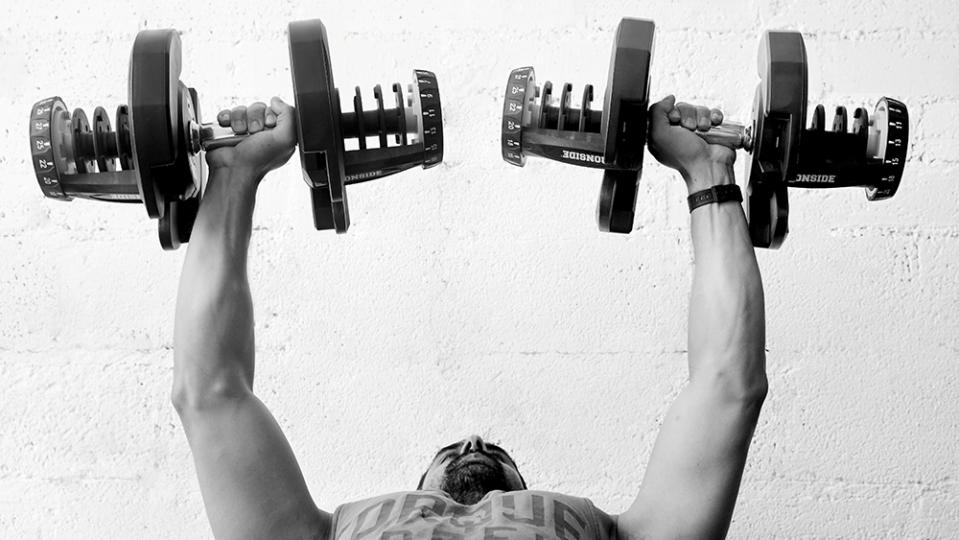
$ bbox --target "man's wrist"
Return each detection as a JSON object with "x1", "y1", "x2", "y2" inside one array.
[
  {"x1": 683, "y1": 159, "x2": 735, "y2": 194},
  {"x1": 228, "y1": 165, "x2": 265, "y2": 187},
  {"x1": 207, "y1": 164, "x2": 263, "y2": 192}
]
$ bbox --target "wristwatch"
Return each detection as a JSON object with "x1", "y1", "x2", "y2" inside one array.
[{"x1": 687, "y1": 184, "x2": 742, "y2": 212}]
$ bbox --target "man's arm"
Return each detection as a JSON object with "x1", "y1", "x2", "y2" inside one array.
[
  {"x1": 172, "y1": 99, "x2": 330, "y2": 540},
  {"x1": 618, "y1": 97, "x2": 768, "y2": 539}
]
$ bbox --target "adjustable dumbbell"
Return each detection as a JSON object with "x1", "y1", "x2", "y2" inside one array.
[
  {"x1": 691, "y1": 30, "x2": 907, "y2": 248},
  {"x1": 29, "y1": 19, "x2": 443, "y2": 250},
  {"x1": 501, "y1": 18, "x2": 908, "y2": 248},
  {"x1": 501, "y1": 19, "x2": 650, "y2": 234}
]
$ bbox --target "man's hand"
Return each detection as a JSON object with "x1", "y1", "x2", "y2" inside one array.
[
  {"x1": 647, "y1": 95, "x2": 736, "y2": 192},
  {"x1": 206, "y1": 97, "x2": 298, "y2": 178}
]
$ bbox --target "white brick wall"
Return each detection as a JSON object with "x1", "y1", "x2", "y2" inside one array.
[{"x1": 2, "y1": 1, "x2": 957, "y2": 538}]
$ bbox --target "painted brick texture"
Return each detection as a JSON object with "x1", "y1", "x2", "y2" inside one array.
[{"x1": 1, "y1": 1, "x2": 957, "y2": 538}]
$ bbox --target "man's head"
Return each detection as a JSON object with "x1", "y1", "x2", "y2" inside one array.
[{"x1": 417, "y1": 435, "x2": 527, "y2": 505}]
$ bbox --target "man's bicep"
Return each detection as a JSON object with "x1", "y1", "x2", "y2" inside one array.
[
  {"x1": 617, "y1": 379, "x2": 763, "y2": 539},
  {"x1": 178, "y1": 392, "x2": 331, "y2": 540}
]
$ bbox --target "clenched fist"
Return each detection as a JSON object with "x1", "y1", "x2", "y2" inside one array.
[
  {"x1": 647, "y1": 95, "x2": 737, "y2": 192},
  {"x1": 206, "y1": 97, "x2": 298, "y2": 179}
]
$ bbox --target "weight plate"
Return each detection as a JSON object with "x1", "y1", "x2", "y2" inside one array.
[
  {"x1": 29, "y1": 97, "x2": 71, "y2": 199},
  {"x1": 502, "y1": 67, "x2": 534, "y2": 166},
  {"x1": 115, "y1": 105, "x2": 134, "y2": 170},
  {"x1": 353, "y1": 86, "x2": 366, "y2": 150},
  {"x1": 832, "y1": 105, "x2": 848, "y2": 132},
  {"x1": 557, "y1": 83, "x2": 572, "y2": 131},
  {"x1": 129, "y1": 28, "x2": 186, "y2": 220},
  {"x1": 392, "y1": 82, "x2": 407, "y2": 145},
  {"x1": 175, "y1": 195, "x2": 200, "y2": 244},
  {"x1": 92, "y1": 106, "x2": 117, "y2": 172},
  {"x1": 182, "y1": 84, "x2": 203, "y2": 199},
  {"x1": 810, "y1": 104, "x2": 825, "y2": 130},
  {"x1": 71, "y1": 108, "x2": 96, "y2": 174},
  {"x1": 538, "y1": 81, "x2": 552, "y2": 128},
  {"x1": 579, "y1": 84, "x2": 594, "y2": 132},
  {"x1": 853, "y1": 107, "x2": 869, "y2": 138},
  {"x1": 288, "y1": 18, "x2": 349, "y2": 232},
  {"x1": 158, "y1": 196, "x2": 201, "y2": 250},
  {"x1": 596, "y1": 169, "x2": 639, "y2": 234},
  {"x1": 744, "y1": 30, "x2": 806, "y2": 249},
  {"x1": 373, "y1": 83, "x2": 388, "y2": 148},
  {"x1": 601, "y1": 18, "x2": 654, "y2": 168},
  {"x1": 158, "y1": 199, "x2": 181, "y2": 250},
  {"x1": 592, "y1": 18, "x2": 653, "y2": 231},
  {"x1": 745, "y1": 83, "x2": 788, "y2": 249}
]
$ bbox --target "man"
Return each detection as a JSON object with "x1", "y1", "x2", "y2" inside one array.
[{"x1": 172, "y1": 94, "x2": 767, "y2": 539}]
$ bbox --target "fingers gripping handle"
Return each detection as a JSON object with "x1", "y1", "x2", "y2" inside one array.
[
  {"x1": 196, "y1": 122, "x2": 274, "y2": 152},
  {"x1": 696, "y1": 122, "x2": 753, "y2": 151}
]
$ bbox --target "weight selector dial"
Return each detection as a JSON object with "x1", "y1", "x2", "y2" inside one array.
[
  {"x1": 501, "y1": 67, "x2": 536, "y2": 166},
  {"x1": 30, "y1": 97, "x2": 71, "y2": 199},
  {"x1": 413, "y1": 70, "x2": 443, "y2": 168},
  {"x1": 865, "y1": 97, "x2": 909, "y2": 201}
]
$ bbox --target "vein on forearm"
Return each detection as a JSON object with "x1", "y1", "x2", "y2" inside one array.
[
  {"x1": 174, "y1": 168, "x2": 260, "y2": 396},
  {"x1": 687, "y1": 201, "x2": 766, "y2": 391}
]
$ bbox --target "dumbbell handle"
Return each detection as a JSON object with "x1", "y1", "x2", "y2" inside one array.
[
  {"x1": 697, "y1": 122, "x2": 753, "y2": 152},
  {"x1": 195, "y1": 122, "x2": 273, "y2": 152},
  {"x1": 197, "y1": 104, "x2": 410, "y2": 152}
]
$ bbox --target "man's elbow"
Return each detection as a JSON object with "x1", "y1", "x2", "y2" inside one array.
[
  {"x1": 170, "y1": 369, "x2": 252, "y2": 415},
  {"x1": 696, "y1": 363, "x2": 768, "y2": 407},
  {"x1": 739, "y1": 373, "x2": 768, "y2": 406}
]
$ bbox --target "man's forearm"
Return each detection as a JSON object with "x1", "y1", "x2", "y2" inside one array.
[
  {"x1": 173, "y1": 167, "x2": 262, "y2": 403},
  {"x1": 687, "y1": 167, "x2": 767, "y2": 399}
]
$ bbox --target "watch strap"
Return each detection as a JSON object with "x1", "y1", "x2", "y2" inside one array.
[{"x1": 687, "y1": 184, "x2": 743, "y2": 212}]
